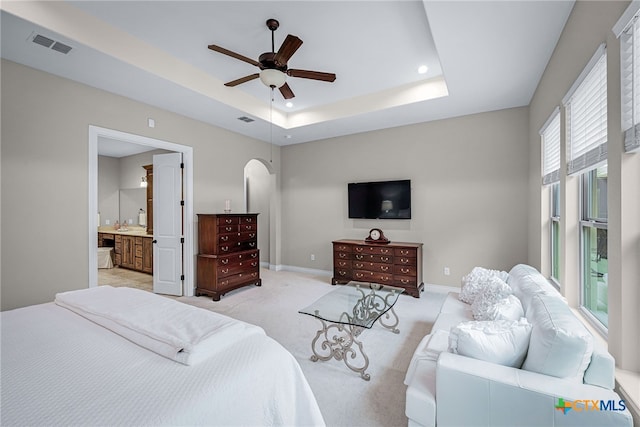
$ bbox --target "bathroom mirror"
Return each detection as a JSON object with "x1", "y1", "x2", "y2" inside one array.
[{"x1": 119, "y1": 188, "x2": 146, "y2": 226}]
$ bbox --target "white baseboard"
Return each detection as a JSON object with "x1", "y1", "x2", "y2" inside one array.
[{"x1": 267, "y1": 264, "x2": 332, "y2": 277}]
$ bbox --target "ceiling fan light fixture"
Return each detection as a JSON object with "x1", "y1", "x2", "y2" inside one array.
[{"x1": 260, "y1": 69, "x2": 287, "y2": 88}]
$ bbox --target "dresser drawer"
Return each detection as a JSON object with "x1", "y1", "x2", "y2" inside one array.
[
  {"x1": 395, "y1": 276, "x2": 417, "y2": 287},
  {"x1": 239, "y1": 223, "x2": 257, "y2": 232},
  {"x1": 218, "y1": 268, "x2": 260, "y2": 290},
  {"x1": 353, "y1": 270, "x2": 393, "y2": 284},
  {"x1": 239, "y1": 216, "x2": 257, "y2": 225},
  {"x1": 217, "y1": 259, "x2": 260, "y2": 278},
  {"x1": 394, "y1": 247, "x2": 417, "y2": 258},
  {"x1": 335, "y1": 251, "x2": 351, "y2": 261},
  {"x1": 334, "y1": 259, "x2": 351, "y2": 269},
  {"x1": 334, "y1": 268, "x2": 352, "y2": 280},
  {"x1": 353, "y1": 253, "x2": 393, "y2": 264},
  {"x1": 353, "y1": 261, "x2": 393, "y2": 273},
  {"x1": 354, "y1": 245, "x2": 393, "y2": 256},
  {"x1": 394, "y1": 265, "x2": 417, "y2": 276},
  {"x1": 218, "y1": 250, "x2": 259, "y2": 266},
  {"x1": 217, "y1": 216, "x2": 239, "y2": 225},
  {"x1": 395, "y1": 256, "x2": 415, "y2": 266},
  {"x1": 333, "y1": 243, "x2": 352, "y2": 253},
  {"x1": 217, "y1": 224, "x2": 238, "y2": 234}
]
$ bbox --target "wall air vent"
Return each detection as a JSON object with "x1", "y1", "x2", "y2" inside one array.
[
  {"x1": 31, "y1": 33, "x2": 73, "y2": 54},
  {"x1": 237, "y1": 116, "x2": 255, "y2": 123}
]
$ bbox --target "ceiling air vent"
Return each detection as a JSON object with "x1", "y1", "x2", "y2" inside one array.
[
  {"x1": 32, "y1": 34, "x2": 54, "y2": 48},
  {"x1": 237, "y1": 116, "x2": 255, "y2": 123},
  {"x1": 31, "y1": 33, "x2": 73, "y2": 54}
]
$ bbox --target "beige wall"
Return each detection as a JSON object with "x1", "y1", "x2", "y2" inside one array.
[
  {"x1": 527, "y1": 0, "x2": 639, "y2": 377},
  {"x1": 1, "y1": 59, "x2": 279, "y2": 310},
  {"x1": 280, "y1": 106, "x2": 530, "y2": 286}
]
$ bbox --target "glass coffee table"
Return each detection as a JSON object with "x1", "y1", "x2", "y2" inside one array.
[{"x1": 298, "y1": 281, "x2": 404, "y2": 381}]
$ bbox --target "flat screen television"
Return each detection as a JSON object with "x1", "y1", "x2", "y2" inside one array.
[{"x1": 348, "y1": 179, "x2": 411, "y2": 219}]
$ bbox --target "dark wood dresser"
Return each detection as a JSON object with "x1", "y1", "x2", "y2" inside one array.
[
  {"x1": 332, "y1": 239, "x2": 424, "y2": 298},
  {"x1": 196, "y1": 213, "x2": 261, "y2": 301}
]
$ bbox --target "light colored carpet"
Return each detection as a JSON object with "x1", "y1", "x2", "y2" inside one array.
[{"x1": 177, "y1": 268, "x2": 454, "y2": 427}]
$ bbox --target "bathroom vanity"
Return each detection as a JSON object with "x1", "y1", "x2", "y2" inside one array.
[{"x1": 98, "y1": 230, "x2": 153, "y2": 274}]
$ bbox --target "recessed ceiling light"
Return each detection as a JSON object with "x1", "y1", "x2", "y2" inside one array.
[
  {"x1": 285, "y1": 102, "x2": 293, "y2": 108},
  {"x1": 418, "y1": 65, "x2": 428, "y2": 74}
]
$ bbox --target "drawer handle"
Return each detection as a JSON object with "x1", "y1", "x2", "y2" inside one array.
[
  {"x1": 222, "y1": 268, "x2": 229, "y2": 274},
  {"x1": 401, "y1": 279, "x2": 410, "y2": 284},
  {"x1": 246, "y1": 218, "x2": 253, "y2": 222},
  {"x1": 381, "y1": 249, "x2": 390, "y2": 254},
  {"x1": 250, "y1": 272, "x2": 257, "y2": 277},
  {"x1": 221, "y1": 259, "x2": 229, "y2": 265},
  {"x1": 221, "y1": 236, "x2": 229, "y2": 241},
  {"x1": 381, "y1": 257, "x2": 389, "y2": 262},
  {"x1": 355, "y1": 273, "x2": 364, "y2": 278},
  {"x1": 355, "y1": 263, "x2": 363, "y2": 268},
  {"x1": 221, "y1": 246, "x2": 229, "y2": 252},
  {"x1": 225, "y1": 219, "x2": 233, "y2": 224},
  {"x1": 355, "y1": 254, "x2": 364, "y2": 260},
  {"x1": 381, "y1": 276, "x2": 389, "y2": 281},
  {"x1": 340, "y1": 253, "x2": 347, "y2": 259},
  {"x1": 249, "y1": 242, "x2": 256, "y2": 247},
  {"x1": 401, "y1": 250, "x2": 409, "y2": 255},
  {"x1": 339, "y1": 271, "x2": 347, "y2": 276},
  {"x1": 249, "y1": 233, "x2": 256, "y2": 238},
  {"x1": 251, "y1": 262, "x2": 258, "y2": 267},
  {"x1": 355, "y1": 247, "x2": 363, "y2": 252},
  {"x1": 401, "y1": 268, "x2": 410, "y2": 274},
  {"x1": 380, "y1": 266, "x2": 389, "y2": 271},
  {"x1": 401, "y1": 258, "x2": 409, "y2": 264},
  {"x1": 251, "y1": 253, "x2": 258, "y2": 258},
  {"x1": 225, "y1": 226, "x2": 233, "y2": 232},
  {"x1": 222, "y1": 280, "x2": 229, "y2": 286}
]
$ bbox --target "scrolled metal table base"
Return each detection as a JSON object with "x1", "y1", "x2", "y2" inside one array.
[{"x1": 309, "y1": 319, "x2": 371, "y2": 381}]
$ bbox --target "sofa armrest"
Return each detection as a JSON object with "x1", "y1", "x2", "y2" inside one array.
[{"x1": 436, "y1": 352, "x2": 632, "y2": 427}]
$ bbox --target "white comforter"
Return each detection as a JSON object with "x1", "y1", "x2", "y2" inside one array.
[{"x1": 1, "y1": 289, "x2": 325, "y2": 426}]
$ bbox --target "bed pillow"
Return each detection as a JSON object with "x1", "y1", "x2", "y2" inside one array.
[
  {"x1": 460, "y1": 267, "x2": 510, "y2": 304},
  {"x1": 448, "y1": 318, "x2": 532, "y2": 368},
  {"x1": 470, "y1": 276, "x2": 513, "y2": 320},
  {"x1": 522, "y1": 294, "x2": 593, "y2": 380}
]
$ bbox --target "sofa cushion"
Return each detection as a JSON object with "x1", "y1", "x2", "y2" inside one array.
[
  {"x1": 470, "y1": 277, "x2": 513, "y2": 320},
  {"x1": 487, "y1": 295, "x2": 525, "y2": 321},
  {"x1": 508, "y1": 264, "x2": 564, "y2": 310},
  {"x1": 448, "y1": 318, "x2": 532, "y2": 368},
  {"x1": 522, "y1": 294, "x2": 594, "y2": 380},
  {"x1": 460, "y1": 267, "x2": 509, "y2": 304}
]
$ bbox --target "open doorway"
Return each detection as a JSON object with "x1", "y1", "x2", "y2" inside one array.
[
  {"x1": 244, "y1": 158, "x2": 277, "y2": 269},
  {"x1": 88, "y1": 126, "x2": 195, "y2": 296}
]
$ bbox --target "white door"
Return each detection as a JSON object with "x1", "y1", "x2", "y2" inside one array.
[{"x1": 153, "y1": 152, "x2": 183, "y2": 296}]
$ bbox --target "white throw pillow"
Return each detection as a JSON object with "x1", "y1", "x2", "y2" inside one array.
[
  {"x1": 448, "y1": 318, "x2": 532, "y2": 368},
  {"x1": 522, "y1": 294, "x2": 594, "y2": 380},
  {"x1": 470, "y1": 276, "x2": 512, "y2": 320},
  {"x1": 460, "y1": 267, "x2": 510, "y2": 304},
  {"x1": 488, "y1": 295, "x2": 525, "y2": 321}
]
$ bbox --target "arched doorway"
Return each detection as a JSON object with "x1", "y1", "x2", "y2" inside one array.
[{"x1": 244, "y1": 158, "x2": 277, "y2": 268}]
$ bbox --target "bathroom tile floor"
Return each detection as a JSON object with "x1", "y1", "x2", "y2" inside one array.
[{"x1": 98, "y1": 267, "x2": 152, "y2": 292}]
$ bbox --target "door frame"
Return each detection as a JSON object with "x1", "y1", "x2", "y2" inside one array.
[{"x1": 88, "y1": 125, "x2": 195, "y2": 296}]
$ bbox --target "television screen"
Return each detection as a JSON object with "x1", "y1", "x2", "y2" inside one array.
[{"x1": 348, "y1": 179, "x2": 411, "y2": 219}]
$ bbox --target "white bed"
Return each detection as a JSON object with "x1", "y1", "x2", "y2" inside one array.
[{"x1": 1, "y1": 287, "x2": 325, "y2": 426}]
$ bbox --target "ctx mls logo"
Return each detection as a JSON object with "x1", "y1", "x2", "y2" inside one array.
[{"x1": 555, "y1": 398, "x2": 627, "y2": 414}]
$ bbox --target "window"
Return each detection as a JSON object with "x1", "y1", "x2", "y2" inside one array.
[
  {"x1": 563, "y1": 45, "x2": 608, "y2": 330},
  {"x1": 541, "y1": 108, "x2": 561, "y2": 284},
  {"x1": 581, "y1": 165, "x2": 608, "y2": 328},
  {"x1": 550, "y1": 182, "x2": 560, "y2": 283},
  {"x1": 618, "y1": 9, "x2": 640, "y2": 152}
]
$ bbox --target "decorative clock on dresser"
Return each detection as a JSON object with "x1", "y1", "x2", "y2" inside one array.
[
  {"x1": 332, "y1": 229, "x2": 424, "y2": 298},
  {"x1": 196, "y1": 213, "x2": 261, "y2": 301}
]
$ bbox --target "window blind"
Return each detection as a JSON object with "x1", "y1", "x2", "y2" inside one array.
[
  {"x1": 563, "y1": 45, "x2": 608, "y2": 174},
  {"x1": 619, "y1": 12, "x2": 640, "y2": 152},
  {"x1": 541, "y1": 108, "x2": 561, "y2": 185}
]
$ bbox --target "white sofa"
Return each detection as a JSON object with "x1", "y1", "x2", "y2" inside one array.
[{"x1": 404, "y1": 264, "x2": 633, "y2": 427}]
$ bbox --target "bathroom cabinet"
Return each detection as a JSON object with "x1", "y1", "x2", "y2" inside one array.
[{"x1": 99, "y1": 232, "x2": 153, "y2": 274}]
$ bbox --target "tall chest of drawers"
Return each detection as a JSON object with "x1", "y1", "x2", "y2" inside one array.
[
  {"x1": 332, "y1": 239, "x2": 424, "y2": 298},
  {"x1": 196, "y1": 213, "x2": 261, "y2": 301}
]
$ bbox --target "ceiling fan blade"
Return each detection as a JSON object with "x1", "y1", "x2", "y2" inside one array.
[
  {"x1": 274, "y1": 35, "x2": 303, "y2": 66},
  {"x1": 287, "y1": 69, "x2": 336, "y2": 82},
  {"x1": 224, "y1": 73, "x2": 260, "y2": 87},
  {"x1": 279, "y1": 83, "x2": 295, "y2": 99},
  {"x1": 208, "y1": 44, "x2": 260, "y2": 67}
]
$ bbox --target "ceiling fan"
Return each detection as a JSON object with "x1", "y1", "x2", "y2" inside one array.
[{"x1": 208, "y1": 18, "x2": 336, "y2": 99}]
